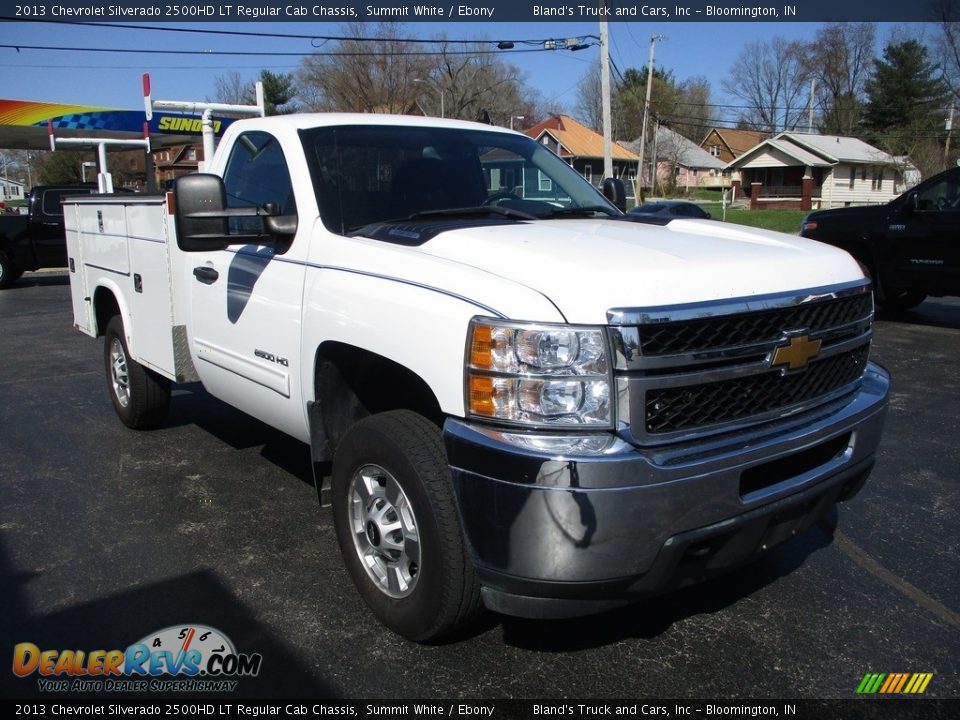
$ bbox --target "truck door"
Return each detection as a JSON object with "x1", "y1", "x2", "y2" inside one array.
[
  {"x1": 187, "y1": 131, "x2": 309, "y2": 441},
  {"x1": 888, "y1": 169, "x2": 960, "y2": 295},
  {"x1": 30, "y1": 188, "x2": 75, "y2": 268}
]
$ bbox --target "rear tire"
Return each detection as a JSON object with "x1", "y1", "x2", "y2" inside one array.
[
  {"x1": 104, "y1": 316, "x2": 171, "y2": 429},
  {"x1": 331, "y1": 410, "x2": 482, "y2": 642}
]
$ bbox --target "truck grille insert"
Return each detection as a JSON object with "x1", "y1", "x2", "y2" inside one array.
[
  {"x1": 638, "y1": 293, "x2": 872, "y2": 356},
  {"x1": 644, "y1": 345, "x2": 870, "y2": 434}
]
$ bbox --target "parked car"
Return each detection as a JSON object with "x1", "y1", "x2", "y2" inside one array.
[
  {"x1": 0, "y1": 184, "x2": 97, "y2": 288},
  {"x1": 627, "y1": 200, "x2": 713, "y2": 224},
  {"x1": 800, "y1": 166, "x2": 960, "y2": 310}
]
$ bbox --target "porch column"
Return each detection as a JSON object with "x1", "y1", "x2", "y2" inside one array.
[
  {"x1": 750, "y1": 182, "x2": 761, "y2": 210},
  {"x1": 801, "y1": 166, "x2": 813, "y2": 211}
]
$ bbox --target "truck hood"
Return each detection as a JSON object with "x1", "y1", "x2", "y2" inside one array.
[{"x1": 415, "y1": 218, "x2": 865, "y2": 325}]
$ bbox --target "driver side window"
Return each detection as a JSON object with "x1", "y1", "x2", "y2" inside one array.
[
  {"x1": 222, "y1": 132, "x2": 296, "y2": 233},
  {"x1": 916, "y1": 172, "x2": 960, "y2": 212}
]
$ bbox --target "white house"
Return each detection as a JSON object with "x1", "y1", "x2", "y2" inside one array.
[
  {"x1": 1, "y1": 177, "x2": 25, "y2": 202},
  {"x1": 725, "y1": 132, "x2": 902, "y2": 210}
]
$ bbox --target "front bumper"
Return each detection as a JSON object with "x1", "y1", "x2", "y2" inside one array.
[{"x1": 444, "y1": 363, "x2": 890, "y2": 619}]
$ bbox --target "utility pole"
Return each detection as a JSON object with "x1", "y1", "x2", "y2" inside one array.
[
  {"x1": 636, "y1": 34, "x2": 665, "y2": 202},
  {"x1": 945, "y1": 106, "x2": 955, "y2": 163},
  {"x1": 808, "y1": 78, "x2": 816, "y2": 134},
  {"x1": 599, "y1": 4, "x2": 613, "y2": 182},
  {"x1": 650, "y1": 116, "x2": 660, "y2": 197}
]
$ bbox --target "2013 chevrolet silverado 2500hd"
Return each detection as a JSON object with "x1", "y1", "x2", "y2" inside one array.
[
  {"x1": 63, "y1": 114, "x2": 889, "y2": 641},
  {"x1": 801, "y1": 166, "x2": 960, "y2": 311}
]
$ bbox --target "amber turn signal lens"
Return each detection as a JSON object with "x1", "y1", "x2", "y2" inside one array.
[
  {"x1": 468, "y1": 375, "x2": 495, "y2": 416},
  {"x1": 470, "y1": 324, "x2": 493, "y2": 369}
]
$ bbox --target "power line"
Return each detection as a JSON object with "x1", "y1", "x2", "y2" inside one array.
[
  {"x1": 0, "y1": 42, "x2": 571, "y2": 58},
  {"x1": 7, "y1": 18, "x2": 599, "y2": 48}
]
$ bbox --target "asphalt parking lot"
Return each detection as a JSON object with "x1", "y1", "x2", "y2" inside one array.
[{"x1": 1, "y1": 272, "x2": 957, "y2": 702}]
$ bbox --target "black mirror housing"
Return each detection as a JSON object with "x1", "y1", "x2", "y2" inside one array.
[
  {"x1": 173, "y1": 174, "x2": 298, "y2": 252},
  {"x1": 173, "y1": 174, "x2": 233, "y2": 252},
  {"x1": 601, "y1": 177, "x2": 627, "y2": 212}
]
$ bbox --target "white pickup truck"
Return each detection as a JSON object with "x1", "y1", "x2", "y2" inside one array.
[{"x1": 64, "y1": 114, "x2": 889, "y2": 641}]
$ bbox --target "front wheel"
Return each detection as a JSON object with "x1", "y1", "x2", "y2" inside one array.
[
  {"x1": 876, "y1": 284, "x2": 927, "y2": 312},
  {"x1": 331, "y1": 410, "x2": 482, "y2": 642},
  {"x1": 104, "y1": 316, "x2": 171, "y2": 429},
  {"x1": 0, "y1": 252, "x2": 21, "y2": 289}
]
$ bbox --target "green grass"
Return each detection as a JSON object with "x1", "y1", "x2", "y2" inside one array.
[
  {"x1": 721, "y1": 208, "x2": 806, "y2": 234},
  {"x1": 683, "y1": 202, "x2": 806, "y2": 235},
  {"x1": 628, "y1": 197, "x2": 806, "y2": 235}
]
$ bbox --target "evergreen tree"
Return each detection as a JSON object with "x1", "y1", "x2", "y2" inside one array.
[{"x1": 863, "y1": 40, "x2": 949, "y2": 155}]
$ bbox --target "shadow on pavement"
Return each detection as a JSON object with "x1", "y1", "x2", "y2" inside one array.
[{"x1": 0, "y1": 532, "x2": 336, "y2": 699}]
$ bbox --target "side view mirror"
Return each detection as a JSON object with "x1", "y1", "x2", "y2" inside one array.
[
  {"x1": 909, "y1": 192, "x2": 920, "y2": 213},
  {"x1": 173, "y1": 174, "x2": 297, "y2": 252},
  {"x1": 601, "y1": 177, "x2": 627, "y2": 213}
]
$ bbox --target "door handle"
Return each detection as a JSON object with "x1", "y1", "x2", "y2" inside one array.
[{"x1": 193, "y1": 266, "x2": 219, "y2": 284}]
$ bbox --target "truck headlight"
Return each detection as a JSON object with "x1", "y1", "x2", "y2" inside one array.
[{"x1": 466, "y1": 319, "x2": 613, "y2": 428}]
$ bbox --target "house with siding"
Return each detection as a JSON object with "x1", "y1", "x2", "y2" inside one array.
[
  {"x1": 624, "y1": 126, "x2": 726, "y2": 193},
  {"x1": 725, "y1": 132, "x2": 902, "y2": 210},
  {"x1": 700, "y1": 128, "x2": 768, "y2": 163},
  {"x1": 1, "y1": 177, "x2": 25, "y2": 202},
  {"x1": 522, "y1": 115, "x2": 639, "y2": 190}
]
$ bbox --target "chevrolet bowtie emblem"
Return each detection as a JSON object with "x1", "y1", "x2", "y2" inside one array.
[{"x1": 771, "y1": 334, "x2": 822, "y2": 372}]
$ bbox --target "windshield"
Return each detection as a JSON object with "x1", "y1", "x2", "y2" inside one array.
[{"x1": 300, "y1": 124, "x2": 620, "y2": 235}]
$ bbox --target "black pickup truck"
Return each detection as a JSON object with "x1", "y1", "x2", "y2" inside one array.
[
  {"x1": 800, "y1": 167, "x2": 960, "y2": 310},
  {"x1": 0, "y1": 184, "x2": 98, "y2": 288}
]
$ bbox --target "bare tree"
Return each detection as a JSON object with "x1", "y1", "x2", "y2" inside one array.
[
  {"x1": 429, "y1": 41, "x2": 539, "y2": 124},
  {"x1": 298, "y1": 23, "x2": 432, "y2": 114},
  {"x1": 805, "y1": 23, "x2": 875, "y2": 135},
  {"x1": 672, "y1": 76, "x2": 715, "y2": 143},
  {"x1": 297, "y1": 26, "x2": 542, "y2": 125},
  {"x1": 575, "y1": 62, "x2": 604, "y2": 132},
  {"x1": 212, "y1": 71, "x2": 250, "y2": 105},
  {"x1": 723, "y1": 37, "x2": 811, "y2": 133},
  {"x1": 933, "y1": 0, "x2": 960, "y2": 103}
]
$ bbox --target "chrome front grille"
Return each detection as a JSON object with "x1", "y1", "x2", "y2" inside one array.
[
  {"x1": 608, "y1": 281, "x2": 875, "y2": 445},
  {"x1": 644, "y1": 345, "x2": 870, "y2": 433},
  {"x1": 636, "y1": 292, "x2": 872, "y2": 356}
]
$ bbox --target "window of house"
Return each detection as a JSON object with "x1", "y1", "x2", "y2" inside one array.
[
  {"x1": 584, "y1": 165, "x2": 593, "y2": 184},
  {"x1": 849, "y1": 167, "x2": 855, "y2": 189},
  {"x1": 538, "y1": 170, "x2": 552, "y2": 192},
  {"x1": 872, "y1": 168, "x2": 884, "y2": 191},
  {"x1": 710, "y1": 145, "x2": 720, "y2": 157}
]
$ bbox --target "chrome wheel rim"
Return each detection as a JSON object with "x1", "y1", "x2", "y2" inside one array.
[
  {"x1": 348, "y1": 464, "x2": 420, "y2": 598},
  {"x1": 109, "y1": 338, "x2": 131, "y2": 408}
]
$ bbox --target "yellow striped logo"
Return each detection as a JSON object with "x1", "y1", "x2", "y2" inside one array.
[{"x1": 857, "y1": 673, "x2": 933, "y2": 694}]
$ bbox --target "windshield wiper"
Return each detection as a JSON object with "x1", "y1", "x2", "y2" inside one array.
[
  {"x1": 409, "y1": 205, "x2": 537, "y2": 221},
  {"x1": 539, "y1": 205, "x2": 620, "y2": 219},
  {"x1": 346, "y1": 205, "x2": 536, "y2": 236}
]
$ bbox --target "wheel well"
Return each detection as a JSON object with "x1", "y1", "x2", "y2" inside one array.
[
  {"x1": 310, "y1": 342, "x2": 444, "y2": 463},
  {"x1": 93, "y1": 287, "x2": 120, "y2": 337}
]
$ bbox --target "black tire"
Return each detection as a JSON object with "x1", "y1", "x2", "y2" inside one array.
[
  {"x1": 0, "y1": 252, "x2": 21, "y2": 289},
  {"x1": 331, "y1": 410, "x2": 482, "y2": 642},
  {"x1": 104, "y1": 316, "x2": 171, "y2": 429}
]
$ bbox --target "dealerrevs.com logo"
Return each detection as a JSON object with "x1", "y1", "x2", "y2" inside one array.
[{"x1": 12, "y1": 624, "x2": 262, "y2": 693}]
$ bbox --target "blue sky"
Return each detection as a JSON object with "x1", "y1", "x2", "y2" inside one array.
[{"x1": 0, "y1": 20, "x2": 934, "y2": 123}]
